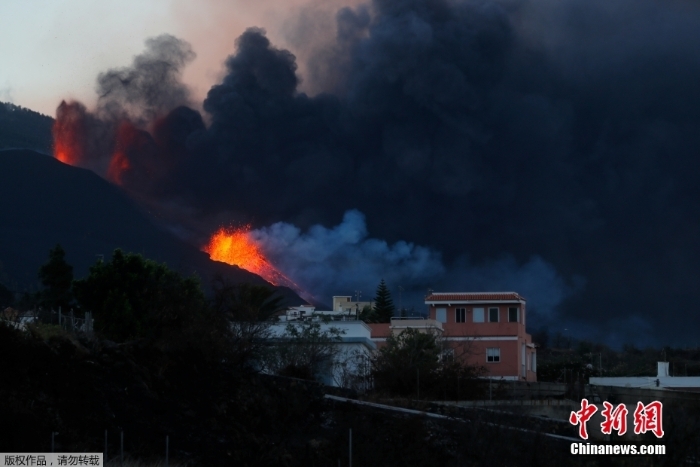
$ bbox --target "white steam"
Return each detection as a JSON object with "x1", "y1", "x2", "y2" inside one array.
[{"x1": 251, "y1": 209, "x2": 581, "y2": 319}]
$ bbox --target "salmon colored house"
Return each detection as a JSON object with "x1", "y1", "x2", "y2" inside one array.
[{"x1": 369, "y1": 292, "x2": 537, "y2": 382}]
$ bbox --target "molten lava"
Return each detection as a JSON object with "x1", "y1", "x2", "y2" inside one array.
[
  {"x1": 107, "y1": 121, "x2": 137, "y2": 185},
  {"x1": 206, "y1": 227, "x2": 268, "y2": 276},
  {"x1": 204, "y1": 226, "x2": 282, "y2": 283},
  {"x1": 52, "y1": 101, "x2": 87, "y2": 165},
  {"x1": 204, "y1": 227, "x2": 303, "y2": 291}
]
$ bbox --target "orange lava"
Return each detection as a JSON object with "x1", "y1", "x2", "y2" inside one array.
[
  {"x1": 52, "y1": 101, "x2": 87, "y2": 165},
  {"x1": 107, "y1": 121, "x2": 138, "y2": 185},
  {"x1": 204, "y1": 227, "x2": 307, "y2": 293},
  {"x1": 205, "y1": 226, "x2": 272, "y2": 279}
]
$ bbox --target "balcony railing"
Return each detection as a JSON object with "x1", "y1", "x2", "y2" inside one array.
[{"x1": 389, "y1": 317, "x2": 443, "y2": 334}]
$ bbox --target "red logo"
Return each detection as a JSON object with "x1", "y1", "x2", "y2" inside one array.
[
  {"x1": 600, "y1": 401, "x2": 628, "y2": 436},
  {"x1": 633, "y1": 401, "x2": 664, "y2": 438},
  {"x1": 570, "y1": 399, "x2": 664, "y2": 439},
  {"x1": 569, "y1": 398, "x2": 598, "y2": 439}
]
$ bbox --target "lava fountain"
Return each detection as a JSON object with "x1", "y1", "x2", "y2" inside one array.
[
  {"x1": 204, "y1": 226, "x2": 308, "y2": 297},
  {"x1": 52, "y1": 101, "x2": 88, "y2": 165}
]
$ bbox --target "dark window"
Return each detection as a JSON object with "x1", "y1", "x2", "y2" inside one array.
[
  {"x1": 489, "y1": 307, "x2": 499, "y2": 322},
  {"x1": 441, "y1": 349, "x2": 455, "y2": 362},
  {"x1": 456, "y1": 308, "x2": 466, "y2": 323},
  {"x1": 508, "y1": 307, "x2": 519, "y2": 323},
  {"x1": 487, "y1": 348, "x2": 500, "y2": 362}
]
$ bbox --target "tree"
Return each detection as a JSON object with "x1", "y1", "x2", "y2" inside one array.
[
  {"x1": 264, "y1": 322, "x2": 344, "y2": 382},
  {"x1": 211, "y1": 276, "x2": 285, "y2": 322},
  {"x1": 372, "y1": 328, "x2": 484, "y2": 399},
  {"x1": 72, "y1": 249, "x2": 206, "y2": 342},
  {"x1": 0, "y1": 283, "x2": 13, "y2": 308},
  {"x1": 211, "y1": 277, "x2": 287, "y2": 371},
  {"x1": 38, "y1": 244, "x2": 73, "y2": 311},
  {"x1": 372, "y1": 328, "x2": 439, "y2": 395},
  {"x1": 358, "y1": 304, "x2": 378, "y2": 323},
  {"x1": 373, "y1": 279, "x2": 395, "y2": 323}
]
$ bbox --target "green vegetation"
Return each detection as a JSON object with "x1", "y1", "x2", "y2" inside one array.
[
  {"x1": 211, "y1": 277, "x2": 284, "y2": 322},
  {"x1": 264, "y1": 322, "x2": 344, "y2": 381},
  {"x1": 26, "y1": 322, "x2": 72, "y2": 342},
  {"x1": 72, "y1": 249, "x2": 206, "y2": 343},
  {"x1": 372, "y1": 328, "x2": 485, "y2": 399},
  {"x1": 0, "y1": 282, "x2": 13, "y2": 307},
  {"x1": 358, "y1": 303, "x2": 378, "y2": 322},
  {"x1": 372, "y1": 278, "x2": 395, "y2": 323},
  {"x1": 535, "y1": 330, "x2": 700, "y2": 383},
  {"x1": 38, "y1": 244, "x2": 73, "y2": 312}
]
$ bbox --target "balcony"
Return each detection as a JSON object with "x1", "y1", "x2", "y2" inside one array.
[{"x1": 389, "y1": 317, "x2": 443, "y2": 335}]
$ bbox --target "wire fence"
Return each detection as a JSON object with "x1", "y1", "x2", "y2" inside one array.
[{"x1": 0, "y1": 307, "x2": 93, "y2": 336}]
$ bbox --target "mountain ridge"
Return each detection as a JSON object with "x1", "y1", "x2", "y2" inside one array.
[{"x1": 0, "y1": 148, "x2": 302, "y2": 305}]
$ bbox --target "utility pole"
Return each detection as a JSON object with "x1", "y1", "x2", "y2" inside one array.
[
  {"x1": 354, "y1": 290, "x2": 362, "y2": 320},
  {"x1": 417, "y1": 368, "x2": 420, "y2": 400},
  {"x1": 398, "y1": 286, "x2": 404, "y2": 315}
]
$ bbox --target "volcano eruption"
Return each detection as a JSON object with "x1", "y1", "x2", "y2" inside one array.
[{"x1": 40, "y1": 0, "x2": 700, "y2": 346}]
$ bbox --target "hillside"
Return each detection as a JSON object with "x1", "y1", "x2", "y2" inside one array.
[
  {"x1": 0, "y1": 149, "x2": 301, "y2": 303},
  {"x1": 0, "y1": 102, "x2": 53, "y2": 153}
]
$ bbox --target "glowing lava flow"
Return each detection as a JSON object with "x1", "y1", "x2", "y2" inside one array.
[
  {"x1": 52, "y1": 101, "x2": 87, "y2": 165},
  {"x1": 204, "y1": 226, "x2": 303, "y2": 292}
]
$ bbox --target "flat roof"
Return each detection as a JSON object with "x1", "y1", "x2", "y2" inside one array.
[{"x1": 425, "y1": 292, "x2": 526, "y2": 302}]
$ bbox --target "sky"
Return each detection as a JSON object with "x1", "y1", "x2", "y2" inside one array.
[
  {"x1": 4, "y1": 0, "x2": 700, "y2": 347},
  {"x1": 0, "y1": 0, "x2": 353, "y2": 115}
]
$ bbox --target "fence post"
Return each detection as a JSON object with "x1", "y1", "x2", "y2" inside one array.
[
  {"x1": 416, "y1": 369, "x2": 420, "y2": 400},
  {"x1": 165, "y1": 435, "x2": 169, "y2": 467}
]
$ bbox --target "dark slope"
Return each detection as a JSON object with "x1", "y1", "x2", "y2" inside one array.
[
  {"x1": 0, "y1": 103, "x2": 53, "y2": 153},
  {"x1": 0, "y1": 149, "x2": 302, "y2": 303}
]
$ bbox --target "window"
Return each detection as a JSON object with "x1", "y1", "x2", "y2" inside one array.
[
  {"x1": 436, "y1": 308, "x2": 447, "y2": 323},
  {"x1": 531, "y1": 353, "x2": 537, "y2": 373},
  {"x1": 441, "y1": 349, "x2": 455, "y2": 362},
  {"x1": 473, "y1": 307, "x2": 484, "y2": 323},
  {"x1": 487, "y1": 348, "x2": 500, "y2": 363},
  {"x1": 456, "y1": 308, "x2": 466, "y2": 323},
  {"x1": 489, "y1": 307, "x2": 499, "y2": 322},
  {"x1": 508, "y1": 307, "x2": 519, "y2": 323}
]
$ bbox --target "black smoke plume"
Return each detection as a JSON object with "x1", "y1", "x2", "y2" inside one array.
[{"x1": 55, "y1": 0, "x2": 700, "y2": 346}]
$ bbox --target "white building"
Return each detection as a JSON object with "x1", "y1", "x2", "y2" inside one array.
[
  {"x1": 590, "y1": 362, "x2": 700, "y2": 390},
  {"x1": 332, "y1": 296, "x2": 372, "y2": 316},
  {"x1": 281, "y1": 304, "x2": 365, "y2": 322},
  {"x1": 268, "y1": 320, "x2": 375, "y2": 389}
]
